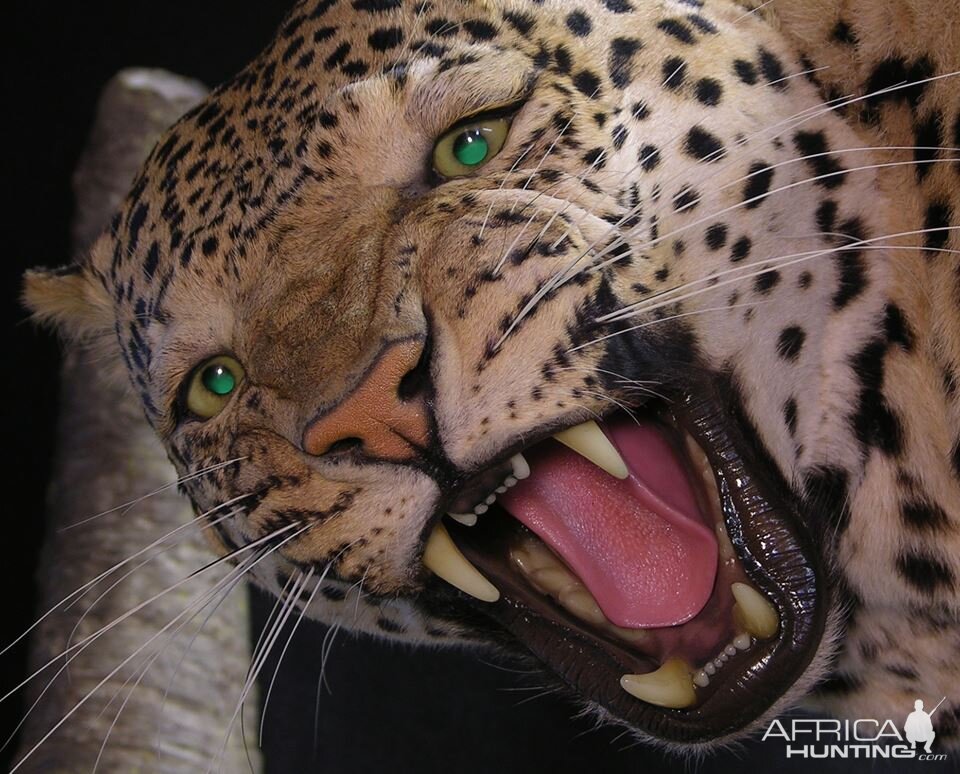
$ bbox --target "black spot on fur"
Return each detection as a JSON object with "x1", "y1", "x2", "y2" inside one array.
[
  {"x1": 862, "y1": 56, "x2": 935, "y2": 123},
  {"x1": 639, "y1": 145, "x2": 660, "y2": 171},
  {"x1": 602, "y1": 0, "x2": 634, "y2": 11},
  {"x1": 695, "y1": 78, "x2": 723, "y2": 106},
  {"x1": 656, "y1": 18, "x2": 695, "y2": 44},
  {"x1": 758, "y1": 47, "x2": 788, "y2": 90},
  {"x1": 755, "y1": 270, "x2": 781, "y2": 294},
  {"x1": 631, "y1": 101, "x2": 650, "y2": 120},
  {"x1": 730, "y1": 236, "x2": 751, "y2": 262},
  {"x1": 733, "y1": 59, "x2": 758, "y2": 85},
  {"x1": 815, "y1": 199, "x2": 838, "y2": 234},
  {"x1": 923, "y1": 200, "x2": 952, "y2": 254},
  {"x1": 705, "y1": 223, "x2": 727, "y2": 250},
  {"x1": 743, "y1": 161, "x2": 774, "y2": 207},
  {"x1": 463, "y1": 20, "x2": 497, "y2": 40},
  {"x1": 896, "y1": 551, "x2": 955, "y2": 593},
  {"x1": 804, "y1": 466, "x2": 851, "y2": 537},
  {"x1": 565, "y1": 10, "x2": 592, "y2": 36},
  {"x1": 884, "y1": 304, "x2": 914, "y2": 351},
  {"x1": 367, "y1": 26, "x2": 403, "y2": 51},
  {"x1": 831, "y1": 20, "x2": 857, "y2": 44},
  {"x1": 608, "y1": 37, "x2": 642, "y2": 89},
  {"x1": 832, "y1": 218, "x2": 868, "y2": 309},
  {"x1": 573, "y1": 69, "x2": 602, "y2": 98},
  {"x1": 673, "y1": 186, "x2": 700, "y2": 212},
  {"x1": 553, "y1": 44, "x2": 572, "y2": 74},
  {"x1": 662, "y1": 56, "x2": 687, "y2": 90},
  {"x1": 503, "y1": 11, "x2": 536, "y2": 35},
  {"x1": 777, "y1": 326, "x2": 805, "y2": 360},
  {"x1": 901, "y1": 499, "x2": 950, "y2": 532},
  {"x1": 684, "y1": 126, "x2": 725, "y2": 162},
  {"x1": 793, "y1": 131, "x2": 846, "y2": 189},
  {"x1": 849, "y1": 335, "x2": 903, "y2": 456},
  {"x1": 783, "y1": 398, "x2": 798, "y2": 435},
  {"x1": 913, "y1": 110, "x2": 942, "y2": 182}
]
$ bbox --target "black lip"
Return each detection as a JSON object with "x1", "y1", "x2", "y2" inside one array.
[{"x1": 440, "y1": 377, "x2": 827, "y2": 744}]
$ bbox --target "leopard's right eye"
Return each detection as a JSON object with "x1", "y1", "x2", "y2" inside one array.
[{"x1": 183, "y1": 355, "x2": 245, "y2": 420}]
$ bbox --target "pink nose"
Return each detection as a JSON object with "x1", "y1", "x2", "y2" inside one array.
[{"x1": 302, "y1": 339, "x2": 430, "y2": 462}]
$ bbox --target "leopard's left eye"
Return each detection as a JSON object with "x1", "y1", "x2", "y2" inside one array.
[
  {"x1": 183, "y1": 355, "x2": 245, "y2": 420},
  {"x1": 433, "y1": 117, "x2": 510, "y2": 179}
]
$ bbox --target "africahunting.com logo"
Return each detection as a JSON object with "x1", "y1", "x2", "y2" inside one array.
[{"x1": 763, "y1": 697, "x2": 948, "y2": 761}]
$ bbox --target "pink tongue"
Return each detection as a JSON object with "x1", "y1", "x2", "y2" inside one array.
[{"x1": 499, "y1": 416, "x2": 718, "y2": 628}]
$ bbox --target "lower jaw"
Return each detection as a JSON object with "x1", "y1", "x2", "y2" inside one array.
[{"x1": 441, "y1": 384, "x2": 827, "y2": 744}]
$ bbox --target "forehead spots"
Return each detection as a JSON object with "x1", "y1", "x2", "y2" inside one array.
[{"x1": 656, "y1": 18, "x2": 695, "y2": 44}]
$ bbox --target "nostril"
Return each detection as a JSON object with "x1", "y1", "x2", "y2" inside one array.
[
  {"x1": 397, "y1": 335, "x2": 432, "y2": 402},
  {"x1": 321, "y1": 437, "x2": 364, "y2": 456}
]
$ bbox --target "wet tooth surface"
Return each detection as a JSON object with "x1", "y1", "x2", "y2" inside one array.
[
  {"x1": 553, "y1": 420, "x2": 629, "y2": 479},
  {"x1": 447, "y1": 512, "x2": 477, "y2": 527},
  {"x1": 423, "y1": 523, "x2": 500, "y2": 602},
  {"x1": 620, "y1": 659, "x2": 697, "y2": 709},
  {"x1": 731, "y1": 582, "x2": 779, "y2": 639}
]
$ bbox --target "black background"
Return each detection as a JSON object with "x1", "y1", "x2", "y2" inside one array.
[{"x1": 2, "y1": 2, "x2": 953, "y2": 772}]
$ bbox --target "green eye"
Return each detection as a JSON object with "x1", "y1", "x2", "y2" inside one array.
[
  {"x1": 433, "y1": 117, "x2": 510, "y2": 178},
  {"x1": 185, "y1": 355, "x2": 245, "y2": 419}
]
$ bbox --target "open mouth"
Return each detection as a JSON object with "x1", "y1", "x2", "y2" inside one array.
[{"x1": 421, "y1": 387, "x2": 826, "y2": 744}]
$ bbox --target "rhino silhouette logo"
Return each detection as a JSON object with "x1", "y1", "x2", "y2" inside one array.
[{"x1": 904, "y1": 697, "x2": 945, "y2": 754}]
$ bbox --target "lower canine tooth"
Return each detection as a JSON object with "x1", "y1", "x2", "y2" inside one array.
[
  {"x1": 447, "y1": 512, "x2": 477, "y2": 527},
  {"x1": 510, "y1": 453, "x2": 531, "y2": 480},
  {"x1": 731, "y1": 582, "x2": 779, "y2": 639},
  {"x1": 554, "y1": 420, "x2": 629, "y2": 479},
  {"x1": 423, "y1": 524, "x2": 499, "y2": 603},
  {"x1": 621, "y1": 659, "x2": 697, "y2": 709}
]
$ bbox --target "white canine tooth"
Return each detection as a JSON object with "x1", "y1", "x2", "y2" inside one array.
[
  {"x1": 620, "y1": 659, "x2": 697, "y2": 709},
  {"x1": 733, "y1": 633, "x2": 752, "y2": 651},
  {"x1": 731, "y1": 582, "x2": 779, "y2": 639},
  {"x1": 553, "y1": 421, "x2": 629, "y2": 480},
  {"x1": 704, "y1": 662, "x2": 717, "y2": 676},
  {"x1": 484, "y1": 494, "x2": 496, "y2": 505},
  {"x1": 510, "y1": 453, "x2": 531, "y2": 480},
  {"x1": 693, "y1": 670, "x2": 710, "y2": 688},
  {"x1": 474, "y1": 504, "x2": 489, "y2": 515},
  {"x1": 447, "y1": 512, "x2": 477, "y2": 527},
  {"x1": 504, "y1": 476, "x2": 518, "y2": 487},
  {"x1": 422, "y1": 523, "x2": 500, "y2": 603}
]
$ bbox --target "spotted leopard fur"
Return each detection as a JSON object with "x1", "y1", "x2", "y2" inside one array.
[{"x1": 24, "y1": 0, "x2": 960, "y2": 749}]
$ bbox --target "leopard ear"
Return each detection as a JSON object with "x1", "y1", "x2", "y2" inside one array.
[{"x1": 22, "y1": 240, "x2": 114, "y2": 340}]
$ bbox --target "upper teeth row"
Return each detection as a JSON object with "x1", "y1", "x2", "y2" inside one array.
[{"x1": 447, "y1": 420, "x2": 628, "y2": 528}]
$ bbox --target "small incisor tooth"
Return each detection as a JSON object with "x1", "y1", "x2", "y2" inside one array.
[
  {"x1": 554, "y1": 421, "x2": 629, "y2": 480},
  {"x1": 423, "y1": 523, "x2": 499, "y2": 603},
  {"x1": 447, "y1": 512, "x2": 477, "y2": 527},
  {"x1": 620, "y1": 659, "x2": 697, "y2": 709},
  {"x1": 731, "y1": 582, "x2": 779, "y2": 639}
]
